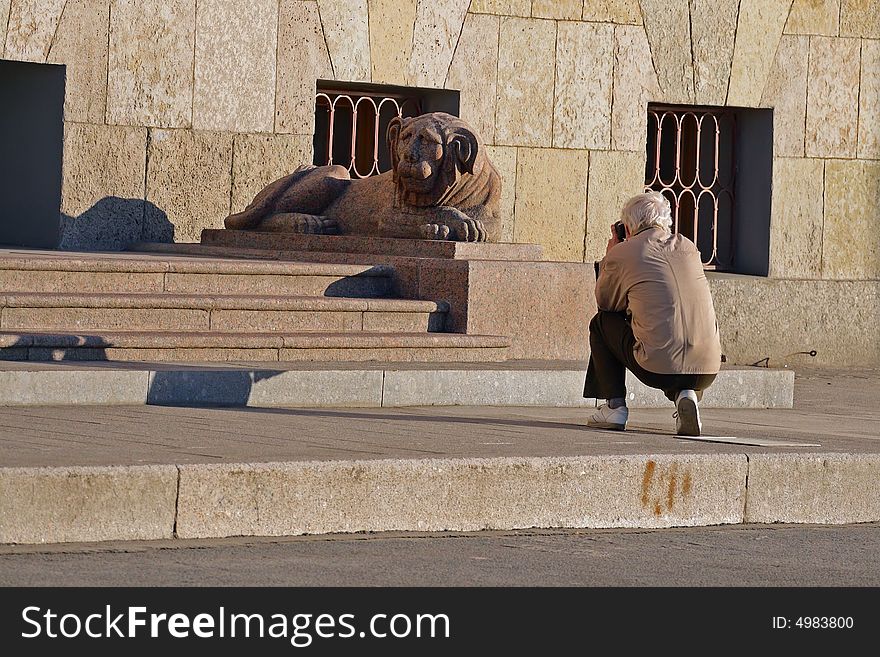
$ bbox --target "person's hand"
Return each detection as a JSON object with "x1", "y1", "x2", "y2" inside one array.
[{"x1": 606, "y1": 223, "x2": 621, "y2": 255}]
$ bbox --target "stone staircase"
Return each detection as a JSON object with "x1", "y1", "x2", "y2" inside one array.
[{"x1": 0, "y1": 249, "x2": 510, "y2": 362}]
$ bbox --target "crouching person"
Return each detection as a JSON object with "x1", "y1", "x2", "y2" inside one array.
[{"x1": 584, "y1": 191, "x2": 722, "y2": 436}]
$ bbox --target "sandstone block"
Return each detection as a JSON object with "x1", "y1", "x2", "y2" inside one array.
[
  {"x1": 469, "y1": 0, "x2": 530, "y2": 16},
  {"x1": 768, "y1": 157, "x2": 824, "y2": 278},
  {"x1": 107, "y1": 0, "x2": 195, "y2": 128},
  {"x1": 784, "y1": 0, "x2": 841, "y2": 35},
  {"x1": 840, "y1": 0, "x2": 880, "y2": 37},
  {"x1": 231, "y1": 134, "x2": 313, "y2": 215},
  {"x1": 582, "y1": 0, "x2": 642, "y2": 24},
  {"x1": 483, "y1": 145, "x2": 517, "y2": 242},
  {"x1": 369, "y1": 0, "x2": 417, "y2": 85},
  {"x1": 3, "y1": 0, "x2": 65, "y2": 61},
  {"x1": 689, "y1": 0, "x2": 739, "y2": 106},
  {"x1": 495, "y1": 18, "x2": 556, "y2": 147},
  {"x1": 612, "y1": 24, "x2": 660, "y2": 152},
  {"x1": 584, "y1": 150, "x2": 645, "y2": 264},
  {"x1": 745, "y1": 454, "x2": 880, "y2": 524},
  {"x1": 513, "y1": 148, "x2": 589, "y2": 262},
  {"x1": 805, "y1": 36, "x2": 860, "y2": 158},
  {"x1": 47, "y1": 0, "x2": 109, "y2": 124},
  {"x1": 708, "y1": 276, "x2": 880, "y2": 366},
  {"x1": 0, "y1": 1, "x2": 9, "y2": 50},
  {"x1": 317, "y1": 0, "x2": 370, "y2": 81},
  {"x1": 59, "y1": 123, "x2": 148, "y2": 251},
  {"x1": 408, "y1": 0, "x2": 471, "y2": 87},
  {"x1": 858, "y1": 39, "x2": 880, "y2": 159},
  {"x1": 61, "y1": 124, "x2": 147, "y2": 214},
  {"x1": 761, "y1": 35, "x2": 809, "y2": 157},
  {"x1": 639, "y1": 0, "x2": 694, "y2": 103},
  {"x1": 553, "y1": 22, "x2": 613, "y2": 150},
  {"x1": 276, "y1": 0, "x2": 333, "y2": 135},
  {"x1": 446, "y1": 13, "x2": 499, "y2": 144},
  {"x1": 0, "y1": 465, "x2": 177, "y2": 543},
  {"x1": 822, "y1": 159, "x2": 880, "y2": 279},
  {"x1": 727, "y1": 0, "x2": 792, "y2": 107},
  {"x1": 532, "y1": 0, "x2": 581, "y2": 19},
  {"x1": 146, "y1": 129, "x2": 233, "y2": 243},
  {"x1": 193, "y1": 0, "x2": 277, "y2": 132}
]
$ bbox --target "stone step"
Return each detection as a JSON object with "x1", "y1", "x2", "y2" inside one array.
[
  {"x1": 7, "y1": 448, "x2": 877, "y2": 544},
  {"x1": 0, "y1": 331, "x2": 510, "y2": 363},
  {"x1": 0, "y1": 362, "x2": 794, "y2": 409},
  {"x1": 0, "y1": 250, "x2": 394, "y2": 297},
  {"x1": 0, "y1": 293, "x2": 447, "y2": 334}
]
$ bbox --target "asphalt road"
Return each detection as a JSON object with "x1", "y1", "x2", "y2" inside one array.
[{"x1": 2, "y1": 523, "x2": 878, "y2": 587}]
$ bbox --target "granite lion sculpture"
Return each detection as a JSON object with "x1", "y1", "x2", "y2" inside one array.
[{"x1": 224, "y1": 112, "x2": 502, "y2": 242}]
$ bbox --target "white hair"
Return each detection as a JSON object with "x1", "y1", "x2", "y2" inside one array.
[{"x1": 620, "y1": 191, "x2": 673, "y2": 234}]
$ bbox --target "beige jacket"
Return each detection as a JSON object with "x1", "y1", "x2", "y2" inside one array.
[{"x1": 596, "y1": 226, "x2": 721, "y2": 375}]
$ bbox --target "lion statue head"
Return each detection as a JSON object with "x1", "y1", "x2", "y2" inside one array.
[{"x1": 387, "y1": 113, "x2": 499, "y2": 220}]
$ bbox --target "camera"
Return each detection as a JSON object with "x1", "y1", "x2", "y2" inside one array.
[{"x1": 613, "y1": 221, "x2": 626, "y2": 242}]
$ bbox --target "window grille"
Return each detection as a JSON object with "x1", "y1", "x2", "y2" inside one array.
[
  {"x1": 645, "y1": 105, "x2": 737, "y2": 270},
  {"x1": 314, "y1": 88, "x2": 422, "y2": 179}
]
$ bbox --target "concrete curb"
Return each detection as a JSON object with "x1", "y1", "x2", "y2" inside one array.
[
  {"x1": 744, "y1": 454, "x2": 880, "y2": 524},
  {"x1": 0, "y1": 369, "x2": 148, "y2": 405},
  {"x1": 174, "y1": 455, "x2": 747, "y2": 538},
  {"x1": 2, "y1": 451, "x2": 877, "y2": 544},
  {"x1": 0, "y1": 366, "x2": 793, "y2": 409},
  {"x1": 0, "y1": 465, "x2": 178, "y2": 544}
]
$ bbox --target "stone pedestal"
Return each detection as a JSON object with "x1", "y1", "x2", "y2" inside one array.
[{"x1": 200, "y1": 230, "x2": 596, "y2": 361}]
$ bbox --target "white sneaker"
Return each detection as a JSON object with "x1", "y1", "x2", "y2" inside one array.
[
  {"x1": 674, "y1": 390, "x2": 701, "y2": 436},
  {"x1": 587, "y1": 404, "x2": 628, "y2": 431}
]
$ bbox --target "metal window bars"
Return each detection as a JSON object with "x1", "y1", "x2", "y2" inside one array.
[
  {"x1": 315, "y1": 89, "x2": 422, "y2": 179},
  {"x1": 645, "y1": 105, "x2": 737, "y2": 270}
]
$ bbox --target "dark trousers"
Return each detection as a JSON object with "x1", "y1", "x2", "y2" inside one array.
[{"x1": 583, "y1": 311, "x2": 717, "y2": 403}]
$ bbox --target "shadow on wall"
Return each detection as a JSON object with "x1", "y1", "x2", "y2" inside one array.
[
  {"x1": 59, "y1": 197, "x2": 174, "y2": 251},
  {"x1": 147, "y1": 370, "x2": 284, "y2": 407}
]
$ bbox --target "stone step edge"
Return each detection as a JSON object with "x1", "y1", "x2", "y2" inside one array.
[
  {"x1": 0, "y1": 292, "x2": 448, "y2": 313},
  {"x1": 0, "y1": 366, "x2": 793, "y2": 409},
  {"x1": 129, "y1": 241, "x2": 347, "y2": 262},
  {"x1": 0, "y1": 255, "x2": 394, "y2": 277},
  {"x1": 2, "y1": 452, "x2": 877, "y2": 544},
  {"x1": 129, "y1": 242, "x2": 513, "y2": 266},
  {"x1": 0, "y1": 331, "x2": 509, "y2": 349}
]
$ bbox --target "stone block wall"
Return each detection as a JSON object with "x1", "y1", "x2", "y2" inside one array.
[{"x1": 0, "y1": 0, "x2": 877, "y2": 282}]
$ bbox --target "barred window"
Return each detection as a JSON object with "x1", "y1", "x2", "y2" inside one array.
[
  {"x1": 314, "y1": 82, "x2": 459, "y2": 179},
  {"x1": 645, "y1": 103, "x2": 773, "y2": 276},
  {"x1": 645, "y1": 105, "x2": 736, "y2": 269}
]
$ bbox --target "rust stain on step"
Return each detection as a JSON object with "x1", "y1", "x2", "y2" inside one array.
[
  {"x1": 640, "y1": 461, "x2": 694, "y2": 517},
  {"x1": 641, "y1": 460, "x2": 656, "y2": 507}
]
